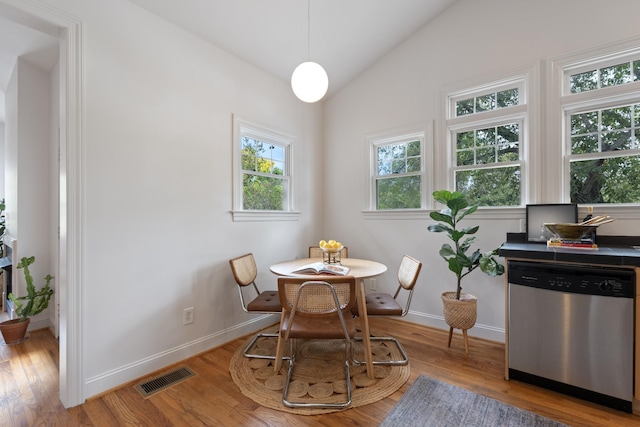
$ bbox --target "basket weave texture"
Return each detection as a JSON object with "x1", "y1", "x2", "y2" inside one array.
[
  {"x1": 441, "y1": 292, "x2": 477, "y2": 330},
  {"x1": 229, "y1": 326, "x2": 410, "y2": 414}
]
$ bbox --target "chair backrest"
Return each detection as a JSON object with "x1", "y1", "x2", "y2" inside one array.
[
  {"x1": 278, "y1": 276, "x2": 356, "y2": 341},
  {"x1": 393, "y1": 255, "x2": 422, "y2": 316},
  {"x1": 278, "y1": 276, "x2": 356, "y2": 317},
  {"x1": 229, "y1": 253, "x2": 258, "y2": 287},
  {"x1": 397, "y1": 255, "x2": 422, "y2": 292},
  {"x1": 308, "y1": 246, "x2": 349, "y2": 258}
]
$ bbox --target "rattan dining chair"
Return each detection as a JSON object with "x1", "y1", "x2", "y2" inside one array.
[
  {"x1": 308, "y1": 246, "x2": 348, "y2": 258},
  {"x1": 352, "y1": 254, "x2": 422, "y2": 365},
  {"x1": 274, "y1": 276, "x2": 357, "y2": 409},
  {"x1": 229, "y1": 253, "x2": 282, "y2": 360}
]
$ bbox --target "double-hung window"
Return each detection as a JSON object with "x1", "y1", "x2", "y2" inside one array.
[
  {"x1": 232, "y1": 117, "x2": 296, "y2": 221},
  {"x1": 444, "y1": 70, "x2": 534, "y2": 207},
  {"x1": 369, "y1": 130, "x2": 426, "y2": 210},
  {"x1": 554, "y1": 43, "x2": 640, "y2": 205}
]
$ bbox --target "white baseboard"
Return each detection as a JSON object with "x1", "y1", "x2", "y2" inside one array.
[
  {"x1": 83, "y1": 315, "x2": 278, "y2": 400},
  {"x1": 403, "y1": 310, "x2": 505, "y2": 343}
]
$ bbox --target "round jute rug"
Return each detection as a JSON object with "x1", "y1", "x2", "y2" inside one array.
[{"x1": 229, "y1": 326, "x2": 410, "y2": 415}]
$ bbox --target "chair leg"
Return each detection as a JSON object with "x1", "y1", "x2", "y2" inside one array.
[
  {"x1": 448, "y1": 327, "x2": 454, "y2": 348},
  {"x1": 352, "y1": 336, "x2": 409, "y2": 366},
  {"x1": 242, "y1": 332, "x2": 280, "y2": 359},
  {"x1": 282, "y1": 339, "x2": 353, "y2": 409}
]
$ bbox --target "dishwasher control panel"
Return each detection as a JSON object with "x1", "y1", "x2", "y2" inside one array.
[{"x1": 508, "y1": 261, "x2": 634, "y2": 298}]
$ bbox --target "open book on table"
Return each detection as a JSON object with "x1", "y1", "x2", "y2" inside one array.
[{"x1": 292, "y1": 262, "x2": 350, "y2": 276}]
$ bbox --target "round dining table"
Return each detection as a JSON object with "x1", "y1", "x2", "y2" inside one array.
[{"x1": 270, "y1": 257, "x2": 387, "y2": 378}]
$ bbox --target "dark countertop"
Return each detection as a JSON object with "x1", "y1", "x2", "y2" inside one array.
[{"x1": 499, "y1": 242, "x2": 640, "y2": 267}]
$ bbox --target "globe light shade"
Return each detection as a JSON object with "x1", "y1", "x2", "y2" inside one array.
[{"x1": 291, "y1": 61, "x2": 329, "y2": 103}]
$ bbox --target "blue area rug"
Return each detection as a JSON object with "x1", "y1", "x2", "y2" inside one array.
[{"x1": 381, "y1": 375, "x2": 568, "y2": 427}]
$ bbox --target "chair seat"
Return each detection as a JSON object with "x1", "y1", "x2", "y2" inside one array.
[
  {"x1": 282, "y1": 315, "x2": 356, "y2": 339},
  {"x1": 246, "y1": 291, "x2": 281, "y2": 312},
  {"x1": 363, "y1": 292, "x2": 404, "y2": 316}
]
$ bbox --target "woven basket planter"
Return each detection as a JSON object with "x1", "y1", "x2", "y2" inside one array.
[{"x1": 441, "y1": 292, "x2": 477, "y2": 330}]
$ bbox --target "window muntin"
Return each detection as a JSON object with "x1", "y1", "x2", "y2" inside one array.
[
  {"x1": 455, "y1": 87, "x2": 519, "y2": 117},
  {"x1": 567, "y1": 103, "x2": 640, "y2": 204},
  {"x1": 455, "y1": 123, "x2": 520, "y2": 166},
  {"x1": 559, "y1": 43, "x2": 640, "y2": 205},
  {"x1": 241, "y1": 137, "x2": 287, "y2": 210},
  {"x1": 570, "y1": 104, "x2": 640, "y2": 154},
  {"x1": 569, "y1": 59, "x2": 640, "y2": 93},
  {"x1": 446, "y1": 76, "x2": 527, "y2": 207},
  {"x1": 452, "y1": 122, "x2": 521, "y2": 207},
  {"x1": 233, "y1": 118, "x2": 293, "y2": 216},
  {"x1": 371, "y1": 135, "x2": 425, "y2": 210}
]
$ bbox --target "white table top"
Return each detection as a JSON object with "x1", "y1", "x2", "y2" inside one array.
[{"x1": 270, "y1": 257, "x2": 387, "y2": 279}]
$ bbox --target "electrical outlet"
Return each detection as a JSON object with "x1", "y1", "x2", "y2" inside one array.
[
  {"x1": 183, "y1": 307, "x2": 194, "y2": 325},
  {"x1": 369, "y1": 278, "x2": 377, "y2": 291}
]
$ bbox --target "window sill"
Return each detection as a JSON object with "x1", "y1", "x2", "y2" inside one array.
[
  {"x1": 231, "y1": 210, "x2": 301, "y2": 222},
  {"x1": 363, "y1": 205, "x2": 640, "y2": 221},
  {"x1": 362, "y1": 207, "x2": 525, "y2": 220}
]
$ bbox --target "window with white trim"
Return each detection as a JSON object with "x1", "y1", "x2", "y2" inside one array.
[
  {"x1": 369, "y1": 131, "x2": 426, "y2": 210},
  {"x1": 232, "y1": 118, "x2": 293, "y2": 216},
  {"x1": 558, "y1": 49, "x2": 640, "y2": 204},
  {"x1": 445, "y1": 77, "x2": 528, "y2": 206}
]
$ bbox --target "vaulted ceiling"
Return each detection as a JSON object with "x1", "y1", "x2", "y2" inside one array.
[
  {"x1": 128, "y1": 0, "x2": 457, "y2": 97},
  {"x1": 0, "y1": 0, "x2": 458, "y2": 122}
]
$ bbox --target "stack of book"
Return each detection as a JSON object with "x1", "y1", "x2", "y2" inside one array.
[{"x1": 547, "y1": 238, "x2": 598, "y2": 249}]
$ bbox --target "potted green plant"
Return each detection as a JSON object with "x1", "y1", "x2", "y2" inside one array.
[
  {"x1": 427, "y1": 190, "x2": 504, "y2": 352},
  {"x1": 0, "y1": 256, "x2": 54, "y2": 344}
]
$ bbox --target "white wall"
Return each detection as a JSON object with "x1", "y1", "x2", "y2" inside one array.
[
  {"x1": 4, "y1": 58, "x2": 53, "y2": 332},
  {"x1": 15, "y1": 0, "x2": 640, "y2": 404},
  {"x1": 31, "y1": 0, "x2": 324, "y2": 400},
  {"x1": 49, "y1": 59, "x2": 59, "y2": 336},
  {"x1": 323, "y1": 0, "x2": 640, "y2": 341}
]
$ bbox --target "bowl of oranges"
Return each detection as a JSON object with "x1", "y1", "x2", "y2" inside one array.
[{"x1": 319, "y1": 239, "x2": 343, "y2": 254}]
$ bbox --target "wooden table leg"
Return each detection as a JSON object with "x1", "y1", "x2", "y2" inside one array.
[
  {"x1": 356, "y1": 279, "x2": 374, "y2": 378},
  {"x1": 273, "y1": 311, "x2": 286, "y2": 373}
]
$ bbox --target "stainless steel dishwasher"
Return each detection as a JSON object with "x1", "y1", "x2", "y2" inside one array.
[{"x1": 507, "y1": 260, "x2": 634, "y2": 413}]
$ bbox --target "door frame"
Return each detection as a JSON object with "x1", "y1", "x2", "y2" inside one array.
[{"x1": 0, "y1": 0, "x2": 84, "y2": 408}]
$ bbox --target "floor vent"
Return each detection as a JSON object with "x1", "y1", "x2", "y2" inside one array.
[{"x1": 135, "y1": 366, "x2": 195, "y2": 397}]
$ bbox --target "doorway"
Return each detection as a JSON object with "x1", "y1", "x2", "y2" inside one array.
[{"x1": 0, "y1": 0, "x2": 83, "y2": 408}]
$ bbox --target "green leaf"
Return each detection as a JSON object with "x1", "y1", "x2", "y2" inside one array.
[
  {"x1": 450, "y1": 230, "x2": 466, "y2": 242},
  {"x1": 429, "y1": 211, "x2": 454, "y2": 226},
  {"x1": 429, "y1": 189, "x2": 504, "y2": 291},
  {"x1": 428, "y1": 223, "x2": 451, "y2": 233},
  {"x1": 447, "y1": 258, "x2": 463, "y2": 275},
  {"x1": 460, "y1": 225, "x2": 479, "y2": 235},
  {"x1": 457, "y1": 204, "x2": 478, "y2": 221},
  {"x1": 447, "y1": 197, "x2": 469, "y2": 216},
  {"x1": 439, "y1": 244, "x2": 456, "y2": 258},
  {"x1": 459, "y1": 236, "x2": 477, "y2": 252}
]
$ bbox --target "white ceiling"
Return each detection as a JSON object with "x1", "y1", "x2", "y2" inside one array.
[
  {"x1": 0, "y1": 14, "x2": 58, "y2": 124},
  {"x1": 128, "y1": 0, "x2": 458, "y2": 97},
  {"x1": 0, "y1": 0, "x2": 458, "y2": 123}
]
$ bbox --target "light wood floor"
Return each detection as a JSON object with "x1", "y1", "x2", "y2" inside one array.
[{"x1": 0, "y1": 318, "x2": 638, "y2": 426}]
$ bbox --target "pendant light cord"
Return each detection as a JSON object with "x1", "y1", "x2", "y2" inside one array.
[{"x1": 307, "y1": 0, "x2": 311, "y2": 62}]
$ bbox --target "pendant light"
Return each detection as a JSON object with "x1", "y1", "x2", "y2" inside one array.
[{"x1": 291, "y1": 0, "x2": 328, "y2": 103}]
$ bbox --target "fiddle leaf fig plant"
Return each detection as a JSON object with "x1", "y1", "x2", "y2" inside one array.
[
  {"x1": 9, "y1": 256, "x2": 54, "y2": 322},
  {"x1": 427, "y1": 190, "x2": 504, "y2": 300}
]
